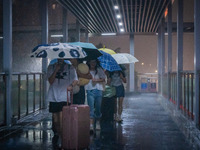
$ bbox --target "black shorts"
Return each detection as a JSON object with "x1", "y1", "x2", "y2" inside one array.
[{"x1": 49, "y1": 102, "x2": 70, "y2": 113}]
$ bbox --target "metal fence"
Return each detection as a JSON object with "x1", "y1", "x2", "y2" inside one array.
[
  {"x1": 168, "y1": 71, "x2": 194, "y2": 120},
  {"x1": 0, "y1": 73, "x2": 6, "y2": 126},
  {"x1": 0, "y1": 72, "x2": 44, "y2": 126}
]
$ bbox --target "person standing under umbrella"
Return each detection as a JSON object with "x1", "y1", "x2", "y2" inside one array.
[
  {"x1": 47, "y1": 59, "x2": 78, "y2": 148},
  {"x1": 85, "y1": 60, "x2": 106, "y2": 131},
  {"x1": 70, "y1": 58, "x2": 92, "y2": 104},
  {"x1": 110, "y1": 70, "x2": 126, "y2": 122}
]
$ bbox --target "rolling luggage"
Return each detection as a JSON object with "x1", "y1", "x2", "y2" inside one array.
[{"x1": 62, "y1": 90, "x2": 90, "y2": 150}]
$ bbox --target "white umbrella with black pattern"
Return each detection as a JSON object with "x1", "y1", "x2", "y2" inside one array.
[{"x1": 30, "y1": 43, "x2": 87, "y2": 59}]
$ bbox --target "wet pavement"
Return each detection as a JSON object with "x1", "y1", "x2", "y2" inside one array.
[{"x1": 0, "y1": 93, "x2": 199, "y2": 150}]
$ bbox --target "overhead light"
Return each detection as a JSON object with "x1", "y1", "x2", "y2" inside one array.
[
  {"x1": 116, "y1": 14, "x2": 121, "y2": 19},
  {"x1": 155, "y1": 33, "x2": 168, "y2": 35},
  {"x1": 51, "y1": 35, "x2": 63, "y2": 37},
  {"x1": 114, "y1": 5, "x2": 119, "y2": 9},
  {"x1": 101, "y1": 33, "x2": 116, "y2": 36},
  {"x1": 118, "y1": 22, "x2": 123, "y2": 26},
  {"x1": 0, "y1": 36, "x2": 3, "y2": 39},
  {"x1": 52, "y1": 3, "x2": 57, "y2": 10},
  {"x1": 120, "y1": 28, "x2": 124, "y2": 32}
]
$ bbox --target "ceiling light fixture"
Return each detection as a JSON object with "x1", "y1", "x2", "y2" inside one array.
[
  {"x1": 51, "y1": 35, "x2": 63, "y2": 37},
  {"x1": 118, "y1": 22, "x2": 123, "y2": 26},
  {"x1": 116, "y1": 15, "x2": 121, "y2": 19},
  {"x1": 114, "y1": 5, "x2": 119, "y2": 9},
  {"x1": 101, "y1": 33, "x2": 117, "y2": 36},
  {"x1": 120, "y1": 28, "x2": 124, "y2": 32}
]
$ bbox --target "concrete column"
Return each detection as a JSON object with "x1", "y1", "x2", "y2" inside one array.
[
  {"x1": 129, "y1": 33, "x2": 135, "y2": 92},
  {"x1": 167, "y1": 2, "x2": 172, "y2": 101},
  {"x1": 157, "y1": 26, "x2": 162, "y2": 93},
  {"x1": 194, "y1": 0, "x2": 200, "y2": 125},
  {"x1": 3, "y1": 0, "x2": 12, "y2": 126},
  {"x1": 62, "y1": 8, "x2": 68, "y2": 42},
  {"x1": 161, "y1": 17, "x2": 165, "y2": 96},
  {"x1": 41, "y1": 0, "x2": 48, "y2": 109},
  {"x1": 177, "y1": 0, "x2": 183, "y2": 110},
  {"x1": 76, "y1": 20, "x2": 80, "y2": 42},
  {"x1": 85, "y1": 30, "x2": 89, "y2": 43}
]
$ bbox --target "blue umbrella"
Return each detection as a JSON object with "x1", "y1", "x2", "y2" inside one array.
[
  {"x1": 68, "y1": 42, "x2": 102, "y2": 60},
  {"x1": 49, "y1": 59, "x2": 71, "y2": 65},
  {"x1": 98, "y1": 50, "x2": 121, "y2": 72}
]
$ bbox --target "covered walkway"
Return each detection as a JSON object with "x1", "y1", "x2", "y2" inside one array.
[{"x1": 0, "y1": 93, "x2": 198, "y2": 150}]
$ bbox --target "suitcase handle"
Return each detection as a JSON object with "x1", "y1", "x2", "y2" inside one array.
[{"x1": 67, "y1": 89, "x2": 73, "y2": 105}]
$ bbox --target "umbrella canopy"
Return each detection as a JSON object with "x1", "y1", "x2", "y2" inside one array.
[
  {"x1": 31, "y1": 43, "x2": 87, "y2": 59},
  {"x1": 68, "y1": 42, "x2": 102, "y2": 60},
  {"x1": 99, "y1": 48, "x2": 116, "y2": 55},
  {"x1": 98, "y1": 50, "x2": 121, "y2": 72},
  {"x1": 112, "y1": 53, "x2": 139, "y2": 64}
]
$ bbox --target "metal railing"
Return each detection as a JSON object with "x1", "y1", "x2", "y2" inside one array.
[
  {"x1": 181, "y1": 72, "x2": 194, "y2": 119},
  {"x1": 0, "y1": 73, "x2": 6, "y2": 126},
  {"x1": 168, "y1": 71, "x2": 194, "y2": 120},
  {"x1": 0, "y1": 72, "x2": 45, "y2": 126}
]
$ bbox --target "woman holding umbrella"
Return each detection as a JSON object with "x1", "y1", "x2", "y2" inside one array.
[
  {"x1": 110, "y1": 69, "x2": 126, "y2": 122},
  {"x1": 85, "y1": 59, "x2": 106, "y2": 131},
  {"x1": 70, "y1": 58, "x2": 92, "y2": 104}
]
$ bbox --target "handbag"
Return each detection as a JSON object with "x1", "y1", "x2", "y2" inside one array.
[{"x1": 103, "y1": 85, "x2": 116, "y2": 98}]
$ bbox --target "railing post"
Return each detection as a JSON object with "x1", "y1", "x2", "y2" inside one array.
[
  {"x1": 3, "y1": 0, "x2": 12, "y2": 126},
  {"x1": 33, "y1": 74, "x2": 36, "y2": 113},
  {"x1": 177, "y1": 0, "x2": 183, "y2": 110},
  {"x1": 194, "y1": 0, "x2": 200, "y2": 126},
  {"x1": 18, "y1": 75, "x2": 21, "y2": 119},
  {"x1": 41, "y1": 0, "x2": 48, "y2": 109},
  {"x1": 26, "y1": 74, "x2": 29, "y2": 115},
  {"x1": 129, "y1": 33, "x2": 135, "y2": 92},
  {"x1": 39, "y1": 74, "x2": 42, "y2": 109},
  {"x1": 191, "y1": 73, "x2": 194, "y2": 119},
  {"x1": 167, "y1": 1, "x2": 172, "y2": 101}
]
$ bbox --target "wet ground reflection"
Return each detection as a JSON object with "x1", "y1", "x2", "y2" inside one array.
[
  {"x1": 0, "y1": 93, "x2": 198, "y2": 150},
  {"x1": 89, "y1": 121, "x2": 125, "y2": 150}
]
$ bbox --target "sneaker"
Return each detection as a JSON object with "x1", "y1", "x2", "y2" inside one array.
[
  {"x1": 96, "y1": 121, "x2": 101, "y2": 130},
  {"x1": 114, "y1": 114, "x2": 117, "y2": 121},
  {"x1": 90, "y1": 124, "x2": 94, "y2": 131},
  {"x1": 52, "y1": 134, "x2": 59, "y2": 149},
  {"x1": 117, "y1": 115, "x2": 123, "y2": 122}
]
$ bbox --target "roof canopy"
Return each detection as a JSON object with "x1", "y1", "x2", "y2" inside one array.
[{"x1": 57, "y1": 0, "x2": 170, "y2": 33}]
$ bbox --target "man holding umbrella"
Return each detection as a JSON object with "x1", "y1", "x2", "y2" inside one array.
[
  {"x1": 47, "y1": 58, "x2": 78, "y2": 147},
  {"x1": 31, "y1": 43, "x2": 87, "y2": 148}
]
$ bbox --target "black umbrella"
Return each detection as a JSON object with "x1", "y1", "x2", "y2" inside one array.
[{"x1": 67, "y1": 42, "x2": 102, "y2": 60}]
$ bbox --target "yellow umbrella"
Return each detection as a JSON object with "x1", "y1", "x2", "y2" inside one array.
[{"x1": 99, "y1": 48, "x2": 116, "y2": 55}]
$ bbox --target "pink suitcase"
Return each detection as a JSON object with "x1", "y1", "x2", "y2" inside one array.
[{"x1": 62, "y1": 91, "x2": 90, "y2": 150}]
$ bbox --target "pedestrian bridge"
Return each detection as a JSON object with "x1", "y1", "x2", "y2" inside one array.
[
  {"x1": 0, "y1": 93, "x2": 199, "y2": 150},
  {"x1": 1, "y1": 0, "x2": 200, "y2": 149}
]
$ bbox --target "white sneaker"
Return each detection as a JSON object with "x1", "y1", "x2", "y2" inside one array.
[
  {"x1": 96, "y1": 121, "x2": 101, "y2": 130},
  {"x1": 90, "y1": 124, "x2": 94, "y2": 132}
]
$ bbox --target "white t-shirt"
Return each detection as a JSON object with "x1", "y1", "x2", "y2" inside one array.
[
  {"x1": 47, "y1": 64, "x2": 78, "y2": 102},
  {"x1": 111, "y1": 72, "x2": 123, "y2": 87},
  {"x1": 85, "y1": 67, "x2": 106, "y2": 91}
]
